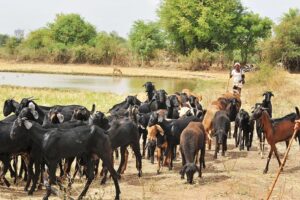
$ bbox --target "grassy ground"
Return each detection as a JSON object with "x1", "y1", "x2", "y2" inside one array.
[{"x1": 0, "y1": 63, "x2": 299, "y2": 199}]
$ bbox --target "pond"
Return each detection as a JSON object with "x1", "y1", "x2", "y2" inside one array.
[{"x1": 0, "y1": 72, "x2": 198, "y2": 95}]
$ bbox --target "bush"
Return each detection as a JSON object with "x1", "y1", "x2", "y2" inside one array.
[
  {"x1": 70, "y1": 45, "x2": 88, "y2": 63},
  {"x1": 16, "y1": 47, "x2": 49, "y2": 62},
  {"x1": 185, "y1": 49, "x2": 216, "y2": 70},
  {"x1": 48, "y1": 43, "x2": 71, "y2": 63},
  {"x1": 86, "y1": 47, "x2": 103, "y2": 64}
]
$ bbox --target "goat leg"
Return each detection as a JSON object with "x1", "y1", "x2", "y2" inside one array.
[
  {"x1": 273, "y1": 146, "x2": 282, "y2": 168},
  {"x1": 101, "y1": 156, "x2": 121, "y2": 200},
  {"x1": 131, "y1": 142, "x2": 142, "y2": 177},
  {"x1": 78, "y1": 160, "x2": 94, "y2": 199},
  {"x1": 264, "y1": 147, "x2": 274, "y2": 174},
  {"x1": 157, "y1": 147, "x2": 161, "y2": 174}
]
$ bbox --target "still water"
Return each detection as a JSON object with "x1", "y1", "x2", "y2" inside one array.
[{"x1": 0, "y1": 72, "x2": 198, "y2": 95}]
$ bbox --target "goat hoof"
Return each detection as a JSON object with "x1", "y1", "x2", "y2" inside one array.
[
  {"x1": 38, "y1": 184, "x2": 43, "y2": 190},
  {"x1": 157, "y1": 170, "x2": 160, "y2": 175},
  {"x1": 28, "y1": 191, "x2": 33, "y2": 196},
  {"x1": 263, "y1": 169, "x2": 268, "y2": 174},
  {"x1": 138, "y1": 171, "x2": 142, "y2": 177},
  {"x1": 100, "y1": 179, "x2": 106, "y2": 185},
  {"x1": 24, "y1": 187, "x2": 28, "y2": 192}
]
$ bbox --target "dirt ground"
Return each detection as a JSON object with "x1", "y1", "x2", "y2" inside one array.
[
  {"x1": 0, "y1": 66, "x2": 299, "y2": 200},
  {"x1": 1, "y1": 136, "x2": 300, "y2": 200}
]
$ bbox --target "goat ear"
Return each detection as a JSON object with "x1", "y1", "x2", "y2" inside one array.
[
  {"x1": 271, "y1": 92, "x2": 274, "y2": 97},
  {"x1": 166, "y1": 98, "x2": 171, "y2": 107},
  {"x1": 24, "y1": 120, "x2": 33, "y2": 130},
  {"x1": 30, "y1": 109, "x2": 39, "y2": 120},
  {"x1": 28, "y1": 102, "x2": 36, "y2": 110},
  {"x1": 57, "y1": 113, "x2": 64, "y2": 123},
  {"x1": 262, "y1": 92, "x2": 266, "y2": 96}
]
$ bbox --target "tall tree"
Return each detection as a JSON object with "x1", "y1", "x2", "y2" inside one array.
[
  {"x1": 49, "y1": 14, "x2": 97, "y2": 45},
  {"x1": 158, "y1": 0, "x2": 244, "y2": 54},
  {"x1": 129, "y1": 20, "x2": 165, "y2": 65},
  {"x1": 234, "y1": 12, "x2": 272, "y2": 63}
]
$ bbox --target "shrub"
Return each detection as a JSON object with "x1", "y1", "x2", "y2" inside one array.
[
  {"x1": 70, "y1": 45, "x2": 88, "y2": 63},
  {"x1": 48, "y1": 43, "x2": 71, "y2": 63},
  {"x1": 185, "y1": 49, "x2": 216, "y2": 70}
]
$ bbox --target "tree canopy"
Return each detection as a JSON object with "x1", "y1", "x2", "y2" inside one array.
[
  {"x1": 129, "y1": 20, "x2": 165, "y2": 63},
  {"x1": 49, "y1": 14, "x2": 97, "y2": 45}
]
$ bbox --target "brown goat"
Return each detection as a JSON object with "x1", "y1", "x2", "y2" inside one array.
[
  {"x1": 180, "y1": 122, "x2": 206, "y2": 184},
  {"x1": 251, "y1": 106, "x2": 300, "y2": 173},
  {"x1": 295, "y1": 120, "x2": 300, "y2": 131},
  {"x1": 202, "y1": 98, "x2": 228, "y2": 149},
  {"x1": 203, "y1": 92, "x2": 242, "y2": 149},
  {"x1": 146, "y1": 125, "x2": 167, "y2": 174},
  {"x1": 182, "y1": 88, "x2": 202, "y2": 102}
]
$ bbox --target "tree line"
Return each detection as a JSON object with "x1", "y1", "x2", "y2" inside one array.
[{"x1": 0, "y1": 0, "x2": 299, "y2": 71}]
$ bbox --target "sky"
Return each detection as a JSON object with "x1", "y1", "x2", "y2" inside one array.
[{"x1": 0, "y1": 0, "x2": 299, "y2": 38}]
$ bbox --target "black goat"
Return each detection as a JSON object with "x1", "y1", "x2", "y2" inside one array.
[
  {"x1": 234, "y1": 109, "x2": 254, "y2": 151},
  {"x1": 3, "y1": 98, "x2": 19, "y2": 117},
  {"x1": 10, "y1": 118, "x2": 121, "y2": 200},
  {"x1": 90, "y1": 112, "x2": 142, "y2": 184},
  {"x1": 143, "y1": 81, "x2": 156, "y2": 102},
  {"x1": 150, "y1": 90, "x2": 168, "y2": 111},
  {"x1": 262, "y1": 91, "x2": 274, "y2": 118},
  {"x1": 108, "y1": 95, "x2": 141, "y2": 114},
  {"x1": 212, "y1": 111, "x2": 230, "y2": 159},
  {"x1": 166, "y1": 95, "x2": 180, "y2": 119}
]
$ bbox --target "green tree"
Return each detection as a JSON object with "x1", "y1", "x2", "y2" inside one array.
[
  {"x1": 129, "y1": 20, "x2": 165, "y2": 65},
  {"x1": 0, "y1": 34, "x2": 9, "y2": 47},
  {"x1": 274, "y1": 9, "x2": 300, "y2": 71},
  {"x1": 49, "y1": 13, "x2": 97, "y2": 45},
  {"x1": 93, "y1": 31, "x2": 128, "y2": 64},
  {"x1": 282, "y1": 8, "x2": 300, "y2": 21},
  {"x1": 158, "y1": 0, "x2": 244, "y2": 54},
  {"x1": 234, "y1": 12, "x2": 272, "y2": 63},
  {"x1": 23, "y1": 28, "x2": 52, "y2": 49},
  {"x1": 5, "y1": 37, "x2": 21, "y2": 54}
]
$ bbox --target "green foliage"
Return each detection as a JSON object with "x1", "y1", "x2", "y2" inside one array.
[
  {"x1": 48, "y1": 43, "x2": 71, "y2": 63},
  {"x1": 129, "y1": 20, "x2": 165, "y2": 63},
  {"x1": 158, "y1": 0, "x2": 244, "y2": 54},
  {"x1": 262, "y1": 8, "x2": 300, "y2": 71},
  {"x1": 49, "y1": 13, "x2": 97, "y2": 45},
  {"x1": 234, "y1": 12, "x2": 272, "y2": 63},
  {"x1": 0, "y1": 34, "x2": 9, "y2": 47},
  {"x1": 5, "y1": 37, "x2": 21, "y2": 54},
  {"x1": 185, "y1": 49, "x2": 216, "y2": 70},
  {"x1": 22, "y1": 28, "x2": 52, "y2": 49},
  {"x1": 93, "y1": 31, "x2": 128, "y2": 65}
]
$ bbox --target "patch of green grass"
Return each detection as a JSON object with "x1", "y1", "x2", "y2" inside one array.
[{"x1": 0, "y1": 85, "x2": 124, "y2": 120}]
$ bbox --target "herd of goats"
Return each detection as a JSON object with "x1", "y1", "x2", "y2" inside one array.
[{"x1": 0, "y1": 81, "x2": 299, "y2": 200}]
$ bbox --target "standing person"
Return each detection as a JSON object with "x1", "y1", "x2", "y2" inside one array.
[{"x1": 229, "y1": 62, "x2": 245, "y2": 94}]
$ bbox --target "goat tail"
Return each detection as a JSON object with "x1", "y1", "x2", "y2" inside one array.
[{"x1": 295, "y1": 107, "x2": 300, "y2": 118}]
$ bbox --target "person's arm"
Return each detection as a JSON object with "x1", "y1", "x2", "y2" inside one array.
[{"x1": 241, "y1": 70, "x2": 245, "y2": 84}]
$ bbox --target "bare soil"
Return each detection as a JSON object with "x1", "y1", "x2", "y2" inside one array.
[{"x1": 1, "y1": 137, "x2": 300, "y2": 200}]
